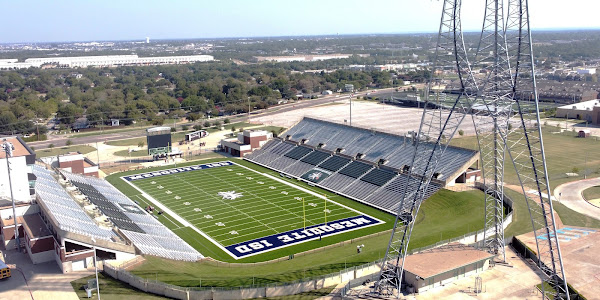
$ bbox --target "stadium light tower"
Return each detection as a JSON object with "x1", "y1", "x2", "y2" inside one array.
[
  {"x1": 373, "y1": 0, "x2": 569, "y2": 299},
  {"x1": 2, "y1": 139, "x2": 20, "y2": 252}
]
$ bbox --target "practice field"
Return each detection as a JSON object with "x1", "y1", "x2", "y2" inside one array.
[{"x1": 122, "y1": 161, "x2": 384, "y2": 259}]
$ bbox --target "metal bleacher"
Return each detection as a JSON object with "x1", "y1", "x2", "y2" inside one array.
[
  {"x1": 284, "y1": 150, "x2": 332, "y2": 177},
  {"x1": 245, "y1": 117, "x2": 478, "y2": 213},
  {"x1": 320, "y1": 161, "x2": 374, "y2": 191},
  {"x1": 33, "y1": 165, "x2": 118, "y2": 241},
  {"x1": 253, "y1": 141, "x2": 295, "y2": 166},
  {"x1": 343, "y1": 168, "x2": 398, "y2": 199},
  {"x1": 60, "y1": 170, "x2": 203, "y2": 261}
]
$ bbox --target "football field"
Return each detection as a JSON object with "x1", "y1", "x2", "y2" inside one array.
[{"x1": 122, "y1": 161, "x2": 383, "y2": 259}]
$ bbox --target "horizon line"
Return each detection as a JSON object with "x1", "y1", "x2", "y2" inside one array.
[{"x1": 2, "y1": 27, "x2": 599, "y2": 45}]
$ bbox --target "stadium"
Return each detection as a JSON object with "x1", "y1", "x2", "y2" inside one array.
[{"x1": 0, "y1": 112, "x2": 494, "y2": 298}]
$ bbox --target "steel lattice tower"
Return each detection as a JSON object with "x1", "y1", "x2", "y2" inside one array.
[{"x1": 372, "y1": 0, "x2": 570, "y2": 299}]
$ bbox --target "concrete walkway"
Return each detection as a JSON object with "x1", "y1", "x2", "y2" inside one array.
[
  {"x1": 0, "y1": 249, "x2": 93, "y2": 300},
  {"x1": 554, "y1": 177, "x2": 600, "y2": 221}
]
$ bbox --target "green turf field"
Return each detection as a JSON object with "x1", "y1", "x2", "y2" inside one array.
[{"x1": 123, "y1": 161, "x2": 382, "y2": 259}]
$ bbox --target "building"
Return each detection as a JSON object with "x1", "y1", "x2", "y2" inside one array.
[
  {"x1": 253, "y1": 54, "x2": 368, "y2": 63},
  {"x1": 577, "y1": 68, "x2": 597, "y2": 75},
  {"x1": 401, "y1": 243, "x2": 494, "y2": 293},
  {"x1": 0, "y1": 136, "x2": 36, "y2": 203},
  {"x1": 220, "y1": 130, "x2": 272, "y2": 157},
  {"x1": 555, "y1": 99, "x2": 600, "y2": 124},
  {"x1": 58, "y1": 152, "x2": 99, "y2": 178},
  {"x1": 0, "y1": 54, "x2": 214, "y2": 69}
]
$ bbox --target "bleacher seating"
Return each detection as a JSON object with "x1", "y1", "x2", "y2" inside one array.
[
  {"x1": 320, "y1": 161, "x2": 374, "y2": 191},
  {"x1": 284, "y1": 119, "x2": 324, "y2": 142},
  {"x1": 361, "y1": 168, "x2": 397, "y2": 186},
  {"x1": 338, "y1": 161, "x2": 374, "y2": 178},
  {"x1": 245, "y1": 117, "x2": 478, "y2": 213},
  {"x1": 33, "y1": 165, "x2": 117, "y2": 241},
  {"x1": 340, "y1": 133, "x2": 382, "y2": 157},
  {"x1": 253, "y1": 141, "x2": 295, "y2": 165},
  {"x1": 59, "y1": 170, "x2": 203, "y2": 261},
  {"x1": 363, "y1": 135, "x2": 407, "y2": 163},
  {"x1": 301, "y1": 150, "x2": 331, "y2": 166},
  {"x1": 282, "y1": 150, "x2": 333, "y2": 177},
  {"x1": 321, "y1": 127, "x2": 365, "y2": 152},
  {"x1": 318, "y1": 156, "x2": 351, "y2": 172},
  {"x1": 284, "y1": 146, "x2": 313, "y2": 160}
]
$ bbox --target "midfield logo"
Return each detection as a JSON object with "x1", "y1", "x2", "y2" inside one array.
[
  {"x1": 218, "y1": 191, "x2": 243, "y2": 200},
  {"x1": 308, "y1": 172, "x2": 322, "y2": 181}
]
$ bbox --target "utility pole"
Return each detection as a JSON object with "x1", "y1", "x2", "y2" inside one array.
[
  {"x1": 2, "y1": 139, "x2": 19, "y2": 252},
  {"x1": 247, "y1": 97, "x2": 251, "y2": 122}
]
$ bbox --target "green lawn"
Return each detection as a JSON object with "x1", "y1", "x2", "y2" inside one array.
[
  {"x1": 451, "y1": 125, "x2": 600, "y2": 189},
  {"x1": 130, "y1": 161, "x2": 362, "y2": 248},
  {"x1": 35, "y1": 145, "x2": 97, "y2": 158},
  {"x1": 107, "y1": 157, "x2": 486, "y2": 287},
  {"x1": 121, "y1": 160, "x2": 391, "y2": 262},
  {"x1": 113, "y1": 149, "x2": 149, "y2": 157},
  {"x1": 582, "y1": 186, "x2": 600, "y2": 201},
  {"x1": 70, "y1": 273, "x2": 168, "y2": 300}
]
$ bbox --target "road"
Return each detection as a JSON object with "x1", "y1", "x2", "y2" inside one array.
[
  {"x1": 554, "y1": 177, "x2": 600, "y2": 221},
  {"x1": 27, "y1": 88, "x2": 397, "y2": 150}
]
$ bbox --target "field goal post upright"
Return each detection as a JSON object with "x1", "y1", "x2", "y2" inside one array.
[{"x1": 372, "y1": 0, "x2": 569, "y2": 299}]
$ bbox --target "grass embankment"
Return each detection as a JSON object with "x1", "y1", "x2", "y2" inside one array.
[
  {"x1": 113, "y1": 149, "x2": 148, "y2": 157},
  {"x1": 504, "y1": 188, "x2": 600, "y2": 239},
  {"x1": 107, "y1": 158, "x2": 484, "y2": 287},
  {"x1": 451, "y1": 125, "x2": 600, "y2": 189},
  {"x1": 582, "y1": 186, "x2": 600, "y2": 201},
  {"x1": 70, "y1": 273, "x2": 168, "y2": 300},
  {"x1": 35, "y1": 145, "x2": 96, "y2": 158}
]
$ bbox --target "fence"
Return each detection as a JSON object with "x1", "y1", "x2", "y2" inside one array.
[{"x1": 102, "y1": 211, "x2": 513, "y2": 300}]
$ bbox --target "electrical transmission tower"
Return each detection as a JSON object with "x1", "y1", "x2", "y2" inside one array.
[{"x1": 373, "y1": 0, "x2": 570, "y2": 299}]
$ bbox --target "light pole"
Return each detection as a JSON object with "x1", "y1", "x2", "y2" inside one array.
[
  {"x1": 349, "y1": 94, "x2": 352, "y2": 126},
  {"x1": 91, "y1": 237, "x2": 100, "y2": 300},
  {"x1": 2, "y1": 139, "x2": 19, "y2": 252}
]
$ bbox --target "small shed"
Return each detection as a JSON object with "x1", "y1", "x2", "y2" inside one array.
[{"x1": 578, "y1": 129, "x2": 591, "y2": 138}]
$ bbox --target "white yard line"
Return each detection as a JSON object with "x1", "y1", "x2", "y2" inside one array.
[
  {"x1": 121, "y1": 176, "x2": 240, "y2": 259},
  {"x1": 234, "y1": 161, "x2": 385, "y2": 224},
  {"x1": 133, "y1": 194, "x2": 181, "y2": 229},
  {"x1": 121, "y1": 160, "x2": 386, "y2": 260}
]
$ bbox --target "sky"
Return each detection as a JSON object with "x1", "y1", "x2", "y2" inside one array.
[{"x1": 1, "y1": 0, "x2": 598, "y2": 43}]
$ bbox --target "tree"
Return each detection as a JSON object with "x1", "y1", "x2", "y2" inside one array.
[
  {"x1": 65, "y1": 139, "x2": 73, "y2": 146},
  {"x1": 182, "y1": 125, "x2": 189, "y2": 131},
  {"x1": 186, "y1": 113, "x2": 201, "y2": 122},
  {"x1": 231, "y1": 126, "x2": 236, "y2": 132},
  {"x1": 203, "y1": 121, "x2": 211, "y2": 128},
  {"x1": 214, "y1": 120, "x2": 222, "y2": 127},
  {"x1": 224, "y1": 118, "x2": 231, "y2": 124},
  {"x1": 56, "y1": 103, "x2": 84, "y2": 125},
  {"x1": 138, "y1": 141, "x2": 145, "y2": 148},
  {"x1": 193, "y1": 124, "x2": 203, "y2": 131},
  {"x1": 458, "y1": 129, "x2": 464, "y2": 136},
  {"x1": 48, "y1": 144, "x2": 54, "y2": 149}
]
